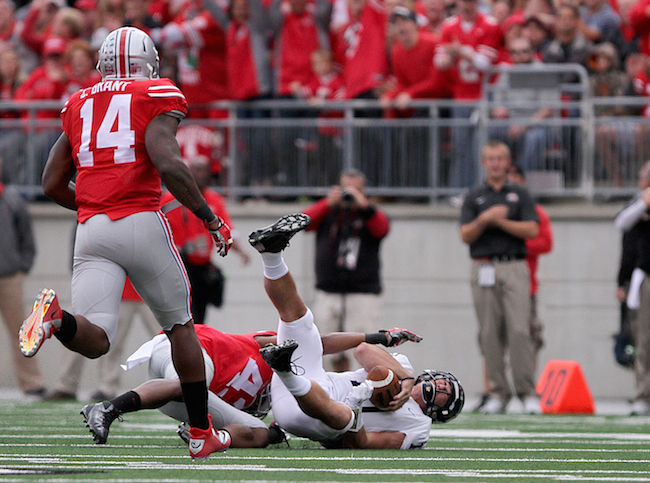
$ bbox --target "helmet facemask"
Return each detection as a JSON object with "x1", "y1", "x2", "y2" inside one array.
[{"x1": 416, "y1": 370, "x2": 465, "y2": 423}]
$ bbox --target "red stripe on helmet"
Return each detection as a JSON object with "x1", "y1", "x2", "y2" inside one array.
[{"x1": 118, "y1": 29, "x2": 127, "y2": 78}]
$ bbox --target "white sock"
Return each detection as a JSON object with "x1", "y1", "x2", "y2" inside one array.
[
  {"x1": 276, "y1": 371, "x2": 312, "y2": 397},
  {"x1": 261, "y1": 252, "x2": 289, "y2": 280}
]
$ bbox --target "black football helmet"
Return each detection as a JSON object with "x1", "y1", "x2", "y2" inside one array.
[{"x1": 416, "y1": 370, "x2": 464, "y2": 423}]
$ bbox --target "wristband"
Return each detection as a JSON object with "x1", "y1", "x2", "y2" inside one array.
[
  {"x1": 193, "y1": 201, "x2": 217, "y2": 223},
  {"x1": 365, "y1": 332, "x2": 386, "y2": 345},
  {"x1": 400, "y1": 377, "x2": 415, "y2": 381}
]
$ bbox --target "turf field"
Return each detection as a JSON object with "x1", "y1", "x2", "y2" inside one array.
[{"x1": 0, "y1": 399, "x2": 649, "y2": 481}]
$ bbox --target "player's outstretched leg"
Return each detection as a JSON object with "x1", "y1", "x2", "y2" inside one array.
[{"x1": 248, "y1": 213, "x2": 311, "y2": 253}]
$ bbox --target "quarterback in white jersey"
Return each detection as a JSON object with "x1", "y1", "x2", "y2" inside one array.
[{"x1": 249, "y1": 214, "x2": 465, "y2": 450}]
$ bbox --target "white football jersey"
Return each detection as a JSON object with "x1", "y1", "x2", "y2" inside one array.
[{"x1": 329, "y1": 354, "x2": 432, "y2": 449}]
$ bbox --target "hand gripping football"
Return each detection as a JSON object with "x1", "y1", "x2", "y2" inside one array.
[{"x1": 368, "y1": 365, "x2": 401, "y2": 410}]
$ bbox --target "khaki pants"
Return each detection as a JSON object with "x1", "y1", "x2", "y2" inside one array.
[
  {"x1": 53, "y1": 301, "x2": 159, "y2": 397},
  {"x1": 632, "y1": 277, "x2": 650, "y2": 403},
  {"x1": 471, "y1": 260, "x2": 535, "y2": 402},
  {"x1": 0, "y1": 273, "x2": 43, "y2": 392},
  {"x1": 311, "y1": 290, "x2": 381, "y2": 371}
]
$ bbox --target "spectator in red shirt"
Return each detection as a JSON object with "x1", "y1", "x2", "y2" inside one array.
[
  {"x1": 332, "y1": 0, "x2": 388, "y2": 102},
  {"x1": 150, "y1": 0, "x2": 227, "y2": 117},
  {"x1": 202, "y1": 0, "x2": 272, "y2": 102},
  {"x1": 21, "y1": 0, "x2": 84, "y2": 57},
  {"x1": 435, "y1": 0, "x2": 502, "y2": 187},
  {"x1": 381, "y1": 6, "x2": 448, "y2": 113},
  {"x1": 176, "y1": 124, "x2": 228, "y2": 180},
  {"x1": 161, "y1": 155, "x2": 250, "y2": 323},
  {"x1": 269, "y1": 0, "x2": 332, "y2": 98}
]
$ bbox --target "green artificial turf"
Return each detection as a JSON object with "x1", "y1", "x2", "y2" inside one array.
[{"x1": 0, "y1": 399, "x2": 648, "y2": 481}]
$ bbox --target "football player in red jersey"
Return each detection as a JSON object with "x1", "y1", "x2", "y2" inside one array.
[
  {"x1": 79, "y1": 323, "x2": 413, "y2": 447},
  {"x1": 18, "y1": 26, "x2": 233, "y2": 460}
]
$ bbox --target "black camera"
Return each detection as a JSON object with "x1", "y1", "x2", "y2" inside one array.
[{"x1": 342, "y1": 189, "x2": 354, "y2": 202}]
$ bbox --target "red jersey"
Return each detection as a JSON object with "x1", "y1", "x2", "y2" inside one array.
[
  {"x1": 332, "y1": 0, "x2": 388, "y2": 98},
  {"x1": 160, "y1": 189, "x2": 234, "y2": 265},
  {"x1": 194, "y1": 325, "x2": 275, "y2": 410},
  {"x1": 227, "y1": 22, "x2": 261, "y2": 100},
  {"x1": 276, "y1": 7, "x2": 323, "y2": 96},
  {"x1": 525, "y1": 205, "x2": 553, "y2": 295},
  {"x1": 173, "y1": 11, "x2": 228, "y2": 104},
  {"x1": 60, "y1": 78, "x2": 188, "y2": 223},
  {"x1": 437, "y1": 13, "x2": 502, "y2": 100},
  {"x1": 388, "y1": 33, "x2": 447, "y2": 99}
]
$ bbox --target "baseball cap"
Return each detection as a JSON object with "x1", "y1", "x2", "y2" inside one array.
[
  {"x1": 389, "y1": 6, "x2": 417, "y2": 23},
  {"x1": 43, "y1": 36, "x2": 67, "y2": 57}
]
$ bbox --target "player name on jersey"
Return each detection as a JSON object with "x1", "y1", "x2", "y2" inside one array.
[{"x1": 82, "y1": 80, "x2": 130, "y2": 98}]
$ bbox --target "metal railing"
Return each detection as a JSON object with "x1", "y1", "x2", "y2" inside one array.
[{"x1": 1, "y1": 64, "x2": 646, "y2": 201}]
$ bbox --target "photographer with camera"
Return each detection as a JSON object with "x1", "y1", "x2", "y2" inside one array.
[{"x1": 303, "y1": 169, "x2": 390, "y2": 372}]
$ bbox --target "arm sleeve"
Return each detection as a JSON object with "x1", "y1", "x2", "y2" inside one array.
[
  {"x1": 615, "y1": 198, "x2": 647, "y2": 232},
  {"x1": 201, "y1": 0, "x2": 230, "y2": 30},
  {"x1": 365, "y1": 207, "x2": 390, "y2": 239},
  {"x1": 518, "y1": 188, "x2": 540, "y2": 223},
  {"x1": 525, "y1": 206, "x2": 553, "y2": 256},
  {"x1": 20, "y1": 7, "x2": 45, "y2": 54},
  {"x1": 618, "y1": 229, "x2": 638, "y2": 287},
  {"x1": 303, "y1": 198, "x2": 331, "y2": 231},
  {"x1": 459, "y1": 195, "x2": 477, "y2": 225}
]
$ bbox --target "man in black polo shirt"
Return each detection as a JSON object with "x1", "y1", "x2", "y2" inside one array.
[{"x1": 460, "y1": 140, "x2": 540, "y2": 414}]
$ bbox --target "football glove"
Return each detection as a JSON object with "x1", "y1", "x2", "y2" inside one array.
[
  {"x1": 380, "y1": 328, "x2": 423, "y2": 347},
  {"x1": 208, "y1": 217, "x2": 233, "y2": 257}
]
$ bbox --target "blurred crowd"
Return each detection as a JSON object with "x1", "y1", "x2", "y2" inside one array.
[{"x1": 3, "y1": 0, "x2": 650, "y2": 114}]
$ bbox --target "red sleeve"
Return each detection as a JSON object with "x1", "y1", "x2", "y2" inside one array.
[
  {"x1": 20, "y1": 7, "x2": 46, "y2": 54},
  {"x1": 366, "y1": 207, "x2": 390, "y2": 239},
  {"x1": 629, "y1": 0, "x2": 650, "y2": 35},
  {"x1": 141, "y1": 79, "x2": 188, "y2": 120},
  {"x1": 526, "y1": 205, "x2": 553, "y2": 256},
  {"x1": 303, "y1": 198, "x2": 332, "y2": 231},
  {"x1": 477, "y1": 21, "x2": 503, "y2": 62}
]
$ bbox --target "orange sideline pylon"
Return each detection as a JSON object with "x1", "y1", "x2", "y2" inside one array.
[{"x1": 535, "y1": 360, "x2": 595, "y2": 414}]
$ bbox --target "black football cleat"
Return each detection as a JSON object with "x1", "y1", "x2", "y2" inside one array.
[
  {"x1": 248, "y1": 214, "x2": 311, "y2": 253},
  {"x1": 177, "y1": 421, "x2": 190, "y2": 445},
  {"x1": 259, "y1": 339, "x2": 299, "y2": 373},
  {"x1": 81, "y1": 401, "x2": 122, "y2": 444}
]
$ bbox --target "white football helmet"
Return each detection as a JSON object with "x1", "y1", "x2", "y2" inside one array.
[{"x1": 97, "y1": 27, "x2": 159, "y2": 80}]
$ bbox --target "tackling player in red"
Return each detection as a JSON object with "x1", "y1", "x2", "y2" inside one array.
[{"x1": 18, "y1": 26, "x2": 233, "y2": 460}]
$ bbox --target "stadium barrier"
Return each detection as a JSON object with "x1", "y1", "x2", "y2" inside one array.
[{"x1": 0, "y1": 64, "x2": 646, "y2": 200}]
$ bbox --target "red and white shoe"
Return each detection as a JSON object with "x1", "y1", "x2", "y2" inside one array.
[
  {"x1": 19, "y1": 289, "x2": 62, "y2": 357},
  {"x1": 188, "y1": 414, "x2": 231, "y2": 460}
]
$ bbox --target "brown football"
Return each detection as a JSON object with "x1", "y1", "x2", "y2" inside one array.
[{"x1": 368, "y1": 365, "x2": 401, "y2": 410}]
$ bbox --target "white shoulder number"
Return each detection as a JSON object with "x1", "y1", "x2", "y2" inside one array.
[{"x1": 77, "y1": 94, "x2": 136, "y2": 167}]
